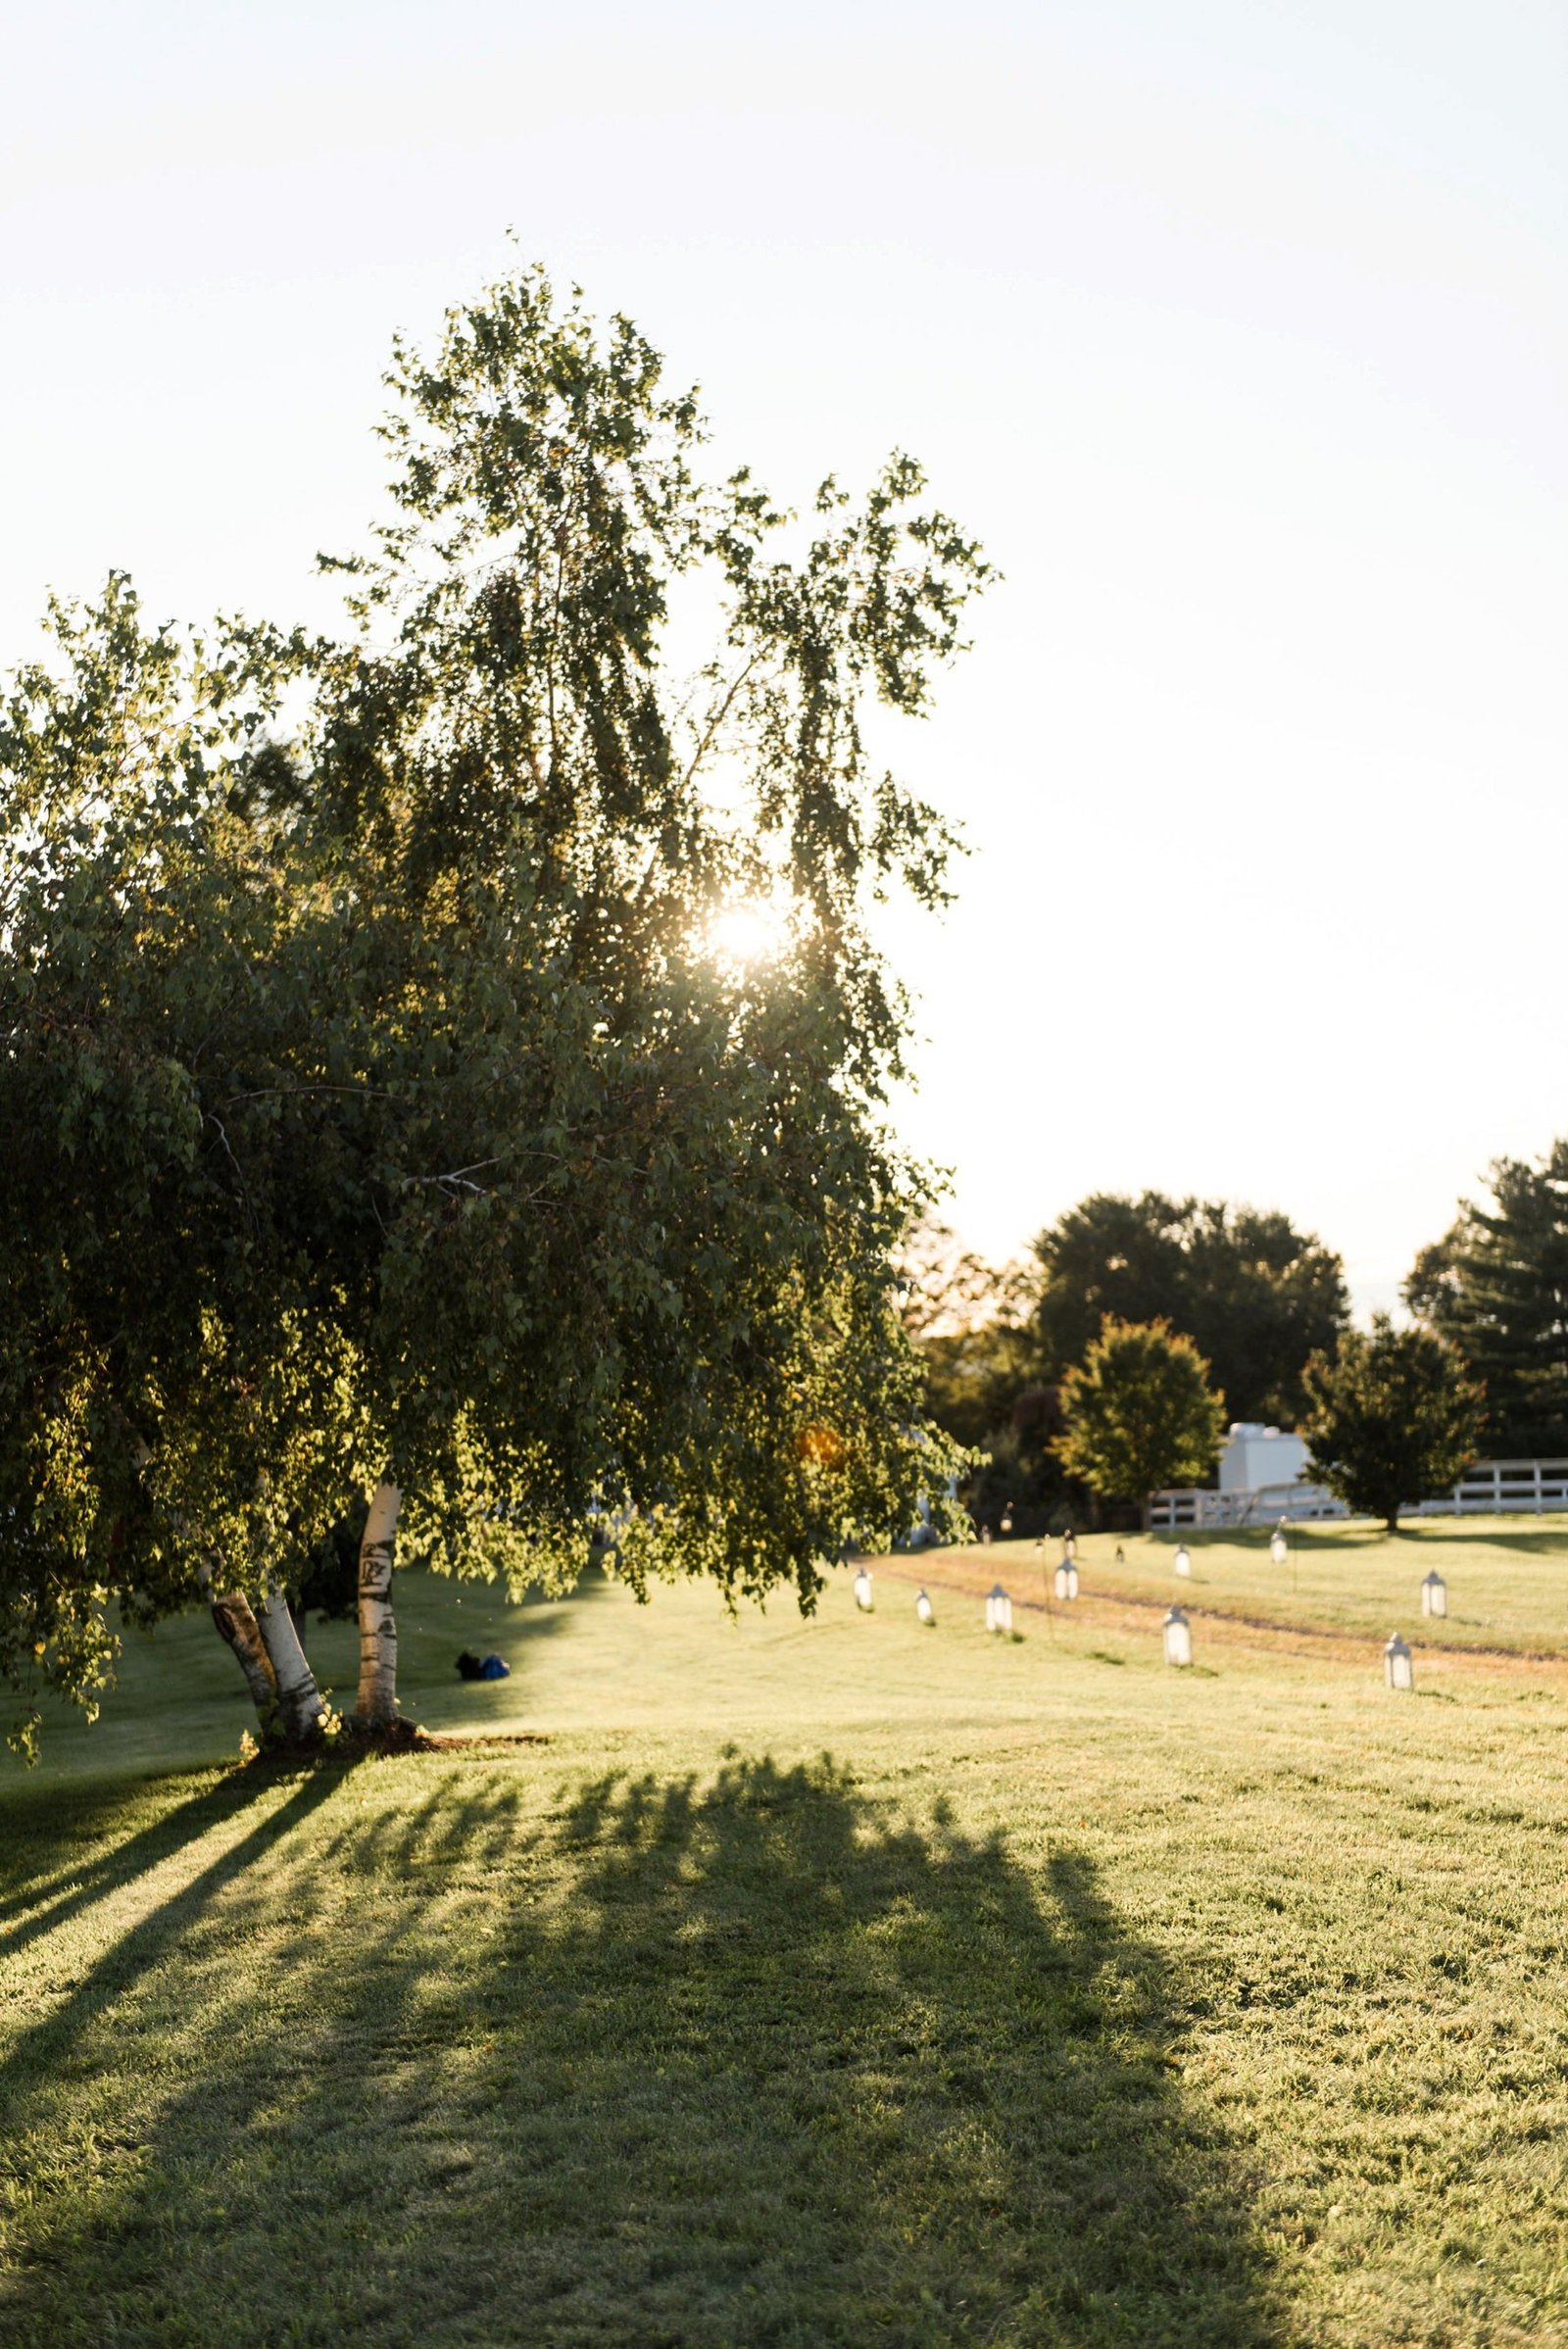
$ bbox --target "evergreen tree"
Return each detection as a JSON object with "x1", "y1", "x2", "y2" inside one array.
[{"x1": 1404, "y1": 1143, "x2": 1568, "y2": 1455}]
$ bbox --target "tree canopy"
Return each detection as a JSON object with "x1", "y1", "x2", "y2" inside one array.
[
  {"x1": 1404, "y1": 1142, "x2": 1568, "y2": 1456},
  {"x1": 1028, "y1": 1192, "x2": 1348, "y2": 1428},
  {"x1": 1300, "y1": 1317, "x2": 1484, "y2": 1534},
  {"x1": 1052, "y1": 1318, "x2": 1227, "y2": 1523},
  {"x1": 0, "y1": 263, "x2": 990, "y2": 1751},
  {"x1": 0, "y1": 578, "x2": 350, "y2": 1749}
]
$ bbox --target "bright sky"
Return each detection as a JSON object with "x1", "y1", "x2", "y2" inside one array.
[{"x1": 5, "y1": 1, "x2": 1565, "y2": 1314}]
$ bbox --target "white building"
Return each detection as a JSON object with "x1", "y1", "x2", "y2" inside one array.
[{"x1": 1218, "y1": 1422, "x2": 1309, "y2": 1495}]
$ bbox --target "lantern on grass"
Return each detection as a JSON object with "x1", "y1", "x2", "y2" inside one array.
[
  {"x1": 1384, "y1": 1633, "x2": 1414, "y2": 1690},
  {"x1": 854, "y1": 1564, "x2": 873, "y2": 1612},
  {"x1": 1174, "y1": 1542, "x2": 1192, "y2": 1578},
  {"x1": 1001, "y1": 1507, "x2": 1014, "y2": 1537},
  {"x1": 1269, "y1": 1523, "x2": 1288, "y2": 1567},
  {"x1": 1054, "y1": 1558, "x2": 1079, "y2": 1601},
  {"x1": 1063, "y1": 1529, "x2": 1077, "y2": 1562},
  {"x1": 1114, "y1": 1543, "x2": 1125, "y2": 1568},
  {"x1": 985, "y1": 1583, "x2": 1013, "y2": 1635},
  {"x1": 1163, "y1": 1605, "x2": 1193, "y2": 1667},
  {"x1": 1421, "y1": 1569, "x2": 1447, "y2": 1619},
  {"x1": 916, "y1": 1588, "x2": 935, "y2": 1626}
]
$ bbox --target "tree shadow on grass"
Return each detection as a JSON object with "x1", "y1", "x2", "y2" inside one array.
[
  {"x1": 0, "y1": 1763, "x2": 293, "y2": 1953},
  {"x1": 0, "y1": 1765, "x2": 344, "y2": 2085},
  {"x1": 0, "y1": 1755, "x2": 1281, "y2": 2349}
]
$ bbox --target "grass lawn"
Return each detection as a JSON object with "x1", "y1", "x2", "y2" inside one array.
[
  {"x1": 957, "y1": 1517, "x2": 1568, "y2": 1656},
  {"x1": 3, "y1": 1522, "x2": 1567, "y2": 2346}
]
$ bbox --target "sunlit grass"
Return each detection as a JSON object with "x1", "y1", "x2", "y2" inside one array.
[
  {"x1": 3, "y1": 1541, "x2": 1567, "y2": 2345},
  {"x1": 930, "y1": 1515, "x2": 1568, "y2": 1656}
]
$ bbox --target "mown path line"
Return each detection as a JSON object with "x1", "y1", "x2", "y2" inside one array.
[{"x1": 872, "y1": 1554, "x2": 1568, "y2": 1668}]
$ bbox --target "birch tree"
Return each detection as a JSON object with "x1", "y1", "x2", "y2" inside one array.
[
  {"x1": 0, "y1": 261, "x2": 989, "y2": 1748},
  {"x1": 279, "y1": 263, "x2": 991, "y2": 1721},
  {"x1": 0, "y1": 580, "x2": 358, "y2": 1751}
]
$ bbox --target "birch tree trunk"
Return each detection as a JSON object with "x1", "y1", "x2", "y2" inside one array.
[
  {"x1": 356, "y1": 1481, "x2": 401, "y2": 1724},
  {"x1": 133, "y1": 1442, "x2": 282, "y2": 1730},
  {"x1": 207, "y1": 1585, "x2": 279, "y2": 1720},
  {"x1": 256, "y1": 1589, "x2": 327, "y2": 1739}
]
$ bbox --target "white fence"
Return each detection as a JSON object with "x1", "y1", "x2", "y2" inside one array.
[
  {"x1": 1151, "y1": 1458, "x2": 1568, "y2": 1531},
  {"x1": 1410, "y1": 1459, "x2": 1568, "y2": 1516},
  {"x1": 1150, "y1": 1483, "x2": 1345, "y2": 1531}
]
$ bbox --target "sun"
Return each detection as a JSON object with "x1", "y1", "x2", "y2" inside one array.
[{"x1": 707, "y1": 898, "x2": 788, "y2": 968}]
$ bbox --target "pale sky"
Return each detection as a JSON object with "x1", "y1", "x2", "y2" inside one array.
[{"x1": 5, "y1": 1, "x2": 1565, "y2": 1314}]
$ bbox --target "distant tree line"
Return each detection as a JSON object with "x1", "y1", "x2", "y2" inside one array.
[
  {"x1": 901, "y1": 1192, "x2": 1351, "y2": 1531},
  {"x1": 909, "y1": 1146, "x2": 1568, "y2": 1532}
]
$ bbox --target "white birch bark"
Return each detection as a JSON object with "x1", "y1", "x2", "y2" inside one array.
[
  {"x1": 207, "y1": 1584, "x2": 280, "y2": 1719},
  {"x1": 256, "y1": 1588, "x2": 327, "y2": 1739},
  {"x1": 356, "y1": 1481, "x2": 401, "y2": 1724},
  {"x1": 131, "y1": 1443, "x2": 280, "y2": 1729}
]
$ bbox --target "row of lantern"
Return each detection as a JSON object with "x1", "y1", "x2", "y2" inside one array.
[
  {"x1": 1170, "y1": 1540, "x2": 1451, "y2": 1620},
  {"x1": 859, "y1": 1565, "x2": 1025, "y2": 1635},
  {"x1": 857, "y1": 1565, "x2": 1070, "y2": 1623},
  {"x1": 860, "y1": 1563, "x2": 1194, "y2": 1664},
  {"x1": 1153, "y1": 1605, "x2": 1423, "y2": 1679},
  {"x1": 856, "y1": 1560, "x2": 1429, "y2": 1688}
]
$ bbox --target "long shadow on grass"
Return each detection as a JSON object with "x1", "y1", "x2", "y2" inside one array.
[
  {"x1": 0, "y1": 1755, "x2": 1280, "y2": 2349},
  {"x1": 0, "y1": 1765, "x2": 343, "y2": 2113},
  {"x1": 0, "y1": 1766, "x2": 281, "y2": 1953}
]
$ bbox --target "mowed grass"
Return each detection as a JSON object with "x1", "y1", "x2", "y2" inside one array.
[
  {"x1": 2, "y1": 1526, "x2": 1567, "y2": 2346},
  {"x1": 954, "y1": 1517, "x2": 1568, "y2": 1656}
]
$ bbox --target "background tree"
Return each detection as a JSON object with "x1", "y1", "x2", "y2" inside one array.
[
  {"x1": 895, "y1": 1218, "x2": 1082, "y2": 1532},
  {"x1": 1299, "y1": 1316, "x2": 1484, "y2": 1534},
  {"x1": 1029, "y1": 1193, "x2": 1348, "y2": 1427},
  {"x1": 896, "y1": 1216, "x2": 1031, "y2": 1451},
  {"x1": 1403, "y1": 1143, "x2": 1568, "y2": 1455},
  {"x1": 1052, "y1": 1318, "x2": 1227, "y2": 1526}
]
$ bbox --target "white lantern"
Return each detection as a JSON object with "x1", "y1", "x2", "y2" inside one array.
[
  {"x1": 1054, "y1": 1561, "x2": 1079, "y2": 1600},
  {"x1": 1001, "y1": 1507, "x2": 1013, "y2": 1537},
  {"x1": 854, "y1": 1565, "x2": 873, "y2": 1612},
  {"x1": 1163, "y1": 1605, "x2": 1193, "y2": 1667},
  {"x1": 985, "y1": 1582, "x2": 1013, "y2": 1635},
  {"x1": 1174, "y1": 1542, "x2": 1192, "y2": 1578},
  {"x1": 1421, "y1": 1569, "x2": 1447, "y2": 1619},
  {"x1": 1113, "y1": 1543, "x2": 1125, "y2": 1568},
  {"x1": 1269, "y1": 1524, "x2": 1288, "y2": 1567},
  {"x1": 1384, "y1": 1632, "x2": 1414, "y2": 1690},
  {"x1": 915, "y1": 1588, "x2": 934, "y2": 1626}
]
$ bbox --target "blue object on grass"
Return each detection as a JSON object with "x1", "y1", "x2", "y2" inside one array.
[{"x1": 478, "y1": 1652, "x2": 511, "y2": 1680}]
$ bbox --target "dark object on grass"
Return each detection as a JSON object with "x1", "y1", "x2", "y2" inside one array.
[{"x1": 457, "y1": 1650, "x2": 512, "y2": 1682}]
